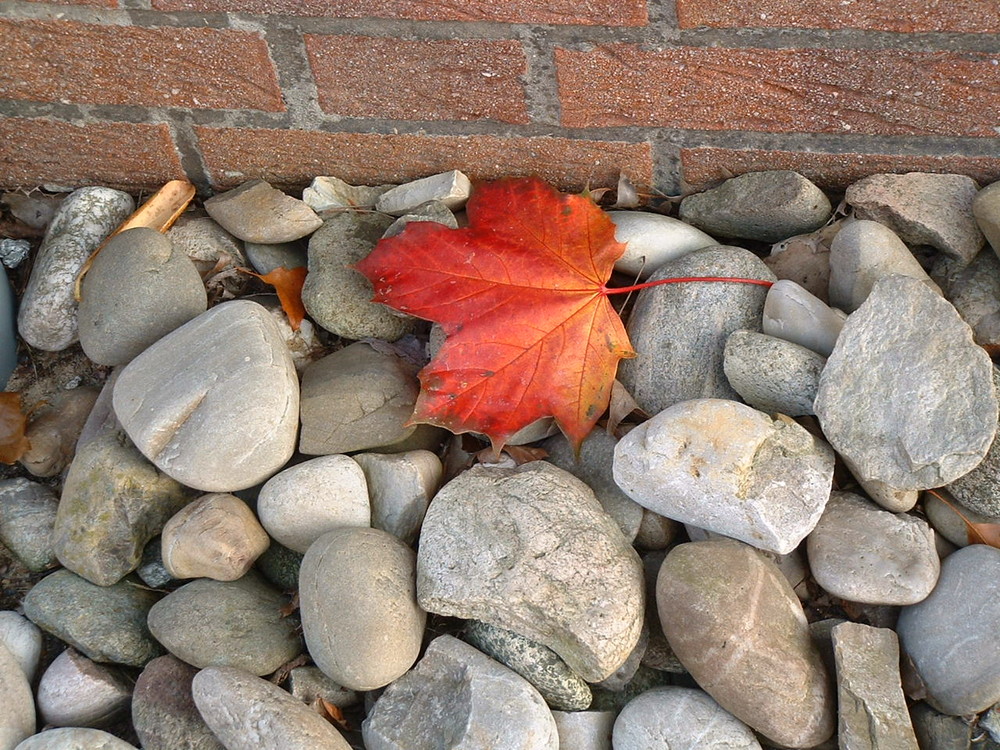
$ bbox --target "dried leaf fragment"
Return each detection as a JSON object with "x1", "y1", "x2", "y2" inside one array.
[
  {"x1": 238, "y1": 266, "x2": 308, "y2": 330},
  {"x1": 0, "y1": 392, "x2": 31, "y2": 464}
]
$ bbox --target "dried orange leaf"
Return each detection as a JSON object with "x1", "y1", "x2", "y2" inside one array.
[
  {"x1": 238, "y1": 266, "x2": 308, "y2": 331},
  {"x1": 318, "y1": 698, "x2": 350, "y2": 730},
  {"x1": 927, "y1": 488, "x2": 1000, "y2": 549},
  {"x1": 0, "y1": 392, "x2": 31, "y2": 464}
]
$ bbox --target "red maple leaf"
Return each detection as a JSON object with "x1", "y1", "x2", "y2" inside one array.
[{"x1": 355, "y1": 177, "x2": 772, "y2": 453}]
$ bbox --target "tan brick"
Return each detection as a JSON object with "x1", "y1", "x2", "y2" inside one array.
[
  {"x1": 677, "y1": 0, "x2": 1000, "y2": 33},
  {"x1": 151, "y1": 0, "x2": 647, "y2": 26},
  {"x1": 0, "y1": 118, "x2": 186, "y2": 191},
  {"x1": 680, "y1": 147, "x2": 1000, "y2": 192},
  {"x1": 194, "y1": 127, "x2": 653, "y2": 192},
  {"x1": 0, "y1": 19, "x2": 283, "y2": 112},
  {"x1": 306, "y1": 36, "x2": 529, "y2": 123},
  {"x1": 557, "y1": 45, "x2": 1000, "y2": 137}
]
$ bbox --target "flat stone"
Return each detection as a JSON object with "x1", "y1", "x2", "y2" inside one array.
[
  {"x1": 762, "y1": 279, "x2": 845, "y2": 357},
  {"x1": 417, "y1": 462, "x2": 643, "y2": 682},
  {"x1": 897, "y1": 544, "x2": 1000, "y2": 715},
  {"x1": 192, "y1": 666, "x2": 351, "y2": 749},
  {"x1": 113, "y1": 299, "x2": 299, "y2": 492},
  {"x1": 723, "y1": 330, "x2": 825, "y2": 416},
  {"x1": 18, "y1": 187, "x2": 134, "y2": 351},
  {"x1": 617, "y1": 245, "x2": 774, "y2": 415},
  {"x1": 552, "y1": 711, "x2": 614, "y2": 750},
  {"x1": 806, "y1": 492, "x2": 939, "y2": 605},
  {"x1": 299, "y1": 342, "x2": 420, "y2": 455},
  {"x1": 815, "y1": 275, "x2": 997, "y2": 490},
  {"x1": 0, "y1": 612, "x2": 42, "y2": 683},
  {"x1": 287, "y1": 667, "x2": 358, "y2": 708},
  {"x1": 829, "y1": 219, "x2": 940, "y2": 313},
  {"x1": 845, "y1": 172, "x2": 984, "y2": 263},
  {"x1": 374, "y1": 171, "x2": 471, "y2": 215},
  {"x1": 37, "y1": 648, "x2": 131, "y2": 728},
  {"x1": 147, "y1": 572, "x2": 302, "y2": 676},
  {"x1": 302, "y1": 175, "x2": 392, "y2": 213},
  {"x1": 22, "y1": 569, "x2": 162, "y2": 667},
  {"x1": 14, "y1": 728, "x2": 137, "y2": 750},
  {"x1": 608, "y1": 211, "x2": 716, "y2": 279},
  {"x1": 542, "y1": 431, "x2": 644, "y2": 542},
  {"x1": 463, "y1": 619, "x2": 592, "y2": 711},
  {"x1": 300, "y1": 527, "x2": 425, "y2": 691},
  {"x1": 832, "y1": 622, "x2": 918, "y2": 750},
  {"x1": 204, "y1": 179, "x2": 322, "y2": 243},
  {"x1": 613, "y1": 686, "x2": 761, "y2": 749},
  {"x1": 362, "y1": 635, "x2": 558, "y2": 750},
  {"x1": 764, "y1": 223, "x2": 838, "y2": 302},
  {"x1": 679, "y1": 171, "x2": 831, "y2": 243},
  {"x1": 1, "y1": 191, "x2": 62, "y2": 230},
  {"x1": 301, "y1": 211, "x2": 412, "y2": 341},
  {"x1": 78, "y1": 228, "x2": 207, "y2": 365},
  {"x1": 54, "y1": 426, "x2": 194, "y2": 586},
  {"x1": 132, "y1": 655, "x2": 223, "y2": 750},
  {"x1": 974, "y1": 180, "x2": 1000, "y2": 254},
  {"x1": 381, "y1": 200, "x2": 457, "y2": 238},
  {"x1": 352, "y1": 450, "x2": 441, "y2": 545},
  {"x1": 0, "y1": 478, "x2": 59, "y2": 572},
  {"x1": 0, "y1": 642, "x2": 34, "y2": 750},
  {"x1": 657, "y1": 540, "x2": 835, "y2": 748},
  {"x1": 160, "y1": 493, "x2": 270, "y2": 581},
  {"x1": 614, "y1": 399, "x2": 834, "y2": 555}
]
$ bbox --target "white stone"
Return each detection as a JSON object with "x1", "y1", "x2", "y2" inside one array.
[
  {"x1": 0, "y1": 612, "x2": 41, "y2": 683},
  {"x1": 762, "y1": 279, "x2": 846, "y2": 356},
  {"x1": 375, "y1": 171, "x2": 471, "y2": 215},
  {"x1": 37, "y1": 649, "x2": 131, "y2": 728},
  {"x1": 608, "y1": 211, "x2": 716, "y2": 279},
  {"x1": 14, "y1": 728, "x2": 137, "y2": 750},
  {"x1": 0, "y1": 642, "x2": 34, "y2": 750},
  {"x1": 302, "y1": 175, "x2": 391, "y2": 212}
]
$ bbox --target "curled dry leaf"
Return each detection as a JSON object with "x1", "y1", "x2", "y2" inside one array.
[
  {"x1": 0, "y1": 392, "x2": 31, "y2": 464},
  {"x1": 926, "y1": 488, "x2": 1000, "y2": 549},
  {"x1": 237, "y1": 266, "x2": 308, "y2": 331}
]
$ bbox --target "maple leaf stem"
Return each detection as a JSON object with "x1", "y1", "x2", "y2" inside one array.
[{"x1": 604, "y1": 276, "x2": 774, "y2": 295}]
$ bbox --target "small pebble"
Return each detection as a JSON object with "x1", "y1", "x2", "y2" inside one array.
[
  {"x1": 762, "y1": 279, "x2": 845, "y2": 357},
  {"x1": 375, "y1": 170, "x2": 471, "y2": 215}
]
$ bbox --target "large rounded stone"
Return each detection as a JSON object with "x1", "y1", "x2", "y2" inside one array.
[
  {"x1": 613, "y1": 687, "x2": 761, "y2": 749},
  {"x1": 417, "y1": 462, "x2": 644, "y2": 682},
  {"x1": 299, "y1": 527, "x2": 424, "y2": 691},
  {"x1": 723, "y1": 330, "x2": 825, "y2": 417},
  {"x1": 14, "y1": 728, "x2": 137, "y2": 749},
  {"x1": 815, "y1": 275, "x2": 997, "y2": 491},
  {"x1": 36, "y1": 648, "x2": 131, "y2": 728},
  {"x1": 113, "y1": 300, "x2": 299, "y2": 492},
  {"x1": 0, "y1": 642, "x2": 34, "y2": 750},
  {"x1": 657, "y1": 541, "x2": 835, "y2": 748},
  {"x1": 192, "y1": 666, "x2": 351, "y2": 749},
  {"x1": 78, "y1": 227, "x2": 207, "y2": 365}
]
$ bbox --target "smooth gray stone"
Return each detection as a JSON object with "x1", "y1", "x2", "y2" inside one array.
[
  {"x1": 287, "y1": 666, "x2": 358, "y2": 708},
  {"x1": 0, "y1": 478, "x2": 59, "y2": 572},
  {"x1": 417, "y1": 462, "x2": 644, "y2": 682},
  {"x1": 299, "y1": 342, "x2": 420, "y2": 455},
  {"x1": 613, "y1": 686, "x2": 761, "y2": 749},
  {"x1": 463, "y1": 620, "x2": 592, "y2": 711},
  {"x1": 375, "y1": 171, "x2": 471, "y2": 215},
  {"x1": 923, "y1": 491, "x2": 999, "y2": 548},
  {"x1": 909, "y1": 702, "x2": 971, "y2": 750},
  {"x1": 301, "y1": 211, "x2": 412, "y2": 341},
  {"x1": 78, "y1": 228, "x2": 207, "y2": 365},
  {"x1": 762, "y1": 279, "x2": 845, "y2": 357},
  {"x1": 192, "y1": 666, "x2": 351, "y2": 749},
  {"x1": 609, "y1": 211, "x2": 716, "y2": 279},
  {"x1": 829, "y1": 219, "x2": 940, "y2": 313},
  {"x1": 132, "y1": 656, "x2": 224, "y2": 750},
  {"x1": 113, "y1": 300, "x2": 299, "y2": 492},
  {"x1": 22, "y1": 569, "x2": 162, "y2": 667},
  {"x1": 166, "y1": 215, "x2": 246, "y2": 274},
  {"x1": 352, "y1": 450, "x2": 442, "y2": 546},
  {"x1": 37, "y1": 649, "x2": 131, "y2": 728},
  {"x1": 614, "y1": 399, "x2": 834, "y2": 555},
  {"x1": 815, "y1": 275, "x2": 997, "y2": 491},
  {"x1": 204, "y1": 179, "x2": 322, "y2": 243},
  {"x1": 831, "y1": 623, "x2": 918, "y2": 750},
  {"x1": 147, "y1": 572, "x2": 302, "y2": 676},
  {"x1": 0, "y1": 642, "x2": 35, "y2": 750},
  {"x1": 679, "y1": 170, "x2": 831, "y2": 243},
  {"x1": 0, "y1": 612, "x2": 42, "y2": 683},
  {"x1": 846, "y1": 172, "x2": 984, "y2": 263},
  {"x1": 657, "y1": 541, "x2": 835, "y2": 748},
  {"x1": 54, "y1": 427, "x2": 194, "y2": 586},
  {"x1": 974, "y1": 180, "x2": 1000, "y2": 255},
  {"x1": 381, "y1": 200, "x2": 457, "y2": 238},
  {"x1": 552, "y1": 711, "x2": 614, "y2": 750},
  {"x1": 933, "y1": 250, "x2": 1000, "y2": 349},
  {"x1": 0, "y1": 266, "x2": 16, "y2": 385},
  {"x1": 723, "y1": 330, "x2": 825, "y2": 416},
  {"x1": 897, "y1": 545, "x2": 1000, "y2": 715},
  {"x1": 542, "y1": 431, "x2": 644, "y2": 542},
  {"x1": 257, "y1": 455, "x2": 370, "y2": 554},
  {"x1": 14, "y1": 728, "x2": 137, "y2": 750},
  {"x1": 244, "y1": 240, "x2": 307, "y2": 275},
  {"x1": 300, "y1": 527, "x2": 425, "y2": 691},
  {"x1": 19, "y1": 386, "x2": 99, "y2": 478},
  {"x1": 362, "y1": 635, "x2": 557, "y2": 750},
  {"x1": 617, "y1": 245, "x2": 774, "y2": 415},
  {"x1": 807, "y1": 492, "x2": 939, "y2": 605},
  {"x1": 18, "y1": 187, "x2": 134, "y2": 351}
]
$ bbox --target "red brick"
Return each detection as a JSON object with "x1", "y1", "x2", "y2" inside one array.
[
  {"x1": 306, "y1": 36, "x2": 529, "y2": 123},
  {"x1": 680, "y1": 147, "x2": 1000, "y2": 192},
  {"x1": 0, "y1": 19, "x2": 283, "y2": 112},
  {"x1": 677, "y1": 0, "x2": 1000, "y2": 33},
  {"x1": 0, "y1": 118, "x2": 186, "y2": 191},
  {"x1": 194, "y1": 127, "x2": 653, "y2": 192},
  {"x1": 151, "y1": 0, "x2": 647, "y2": 26},
  {"x1": 23, "y1": 0, "x2": 118, "y2": 6},
  {"x1": 557, "y1": 45, "x2": 1000, "y2": 138}
]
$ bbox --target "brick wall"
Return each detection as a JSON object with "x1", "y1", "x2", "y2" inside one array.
[{"x1": 2, "y1": 0, "x2": 999, "y2": 196}]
